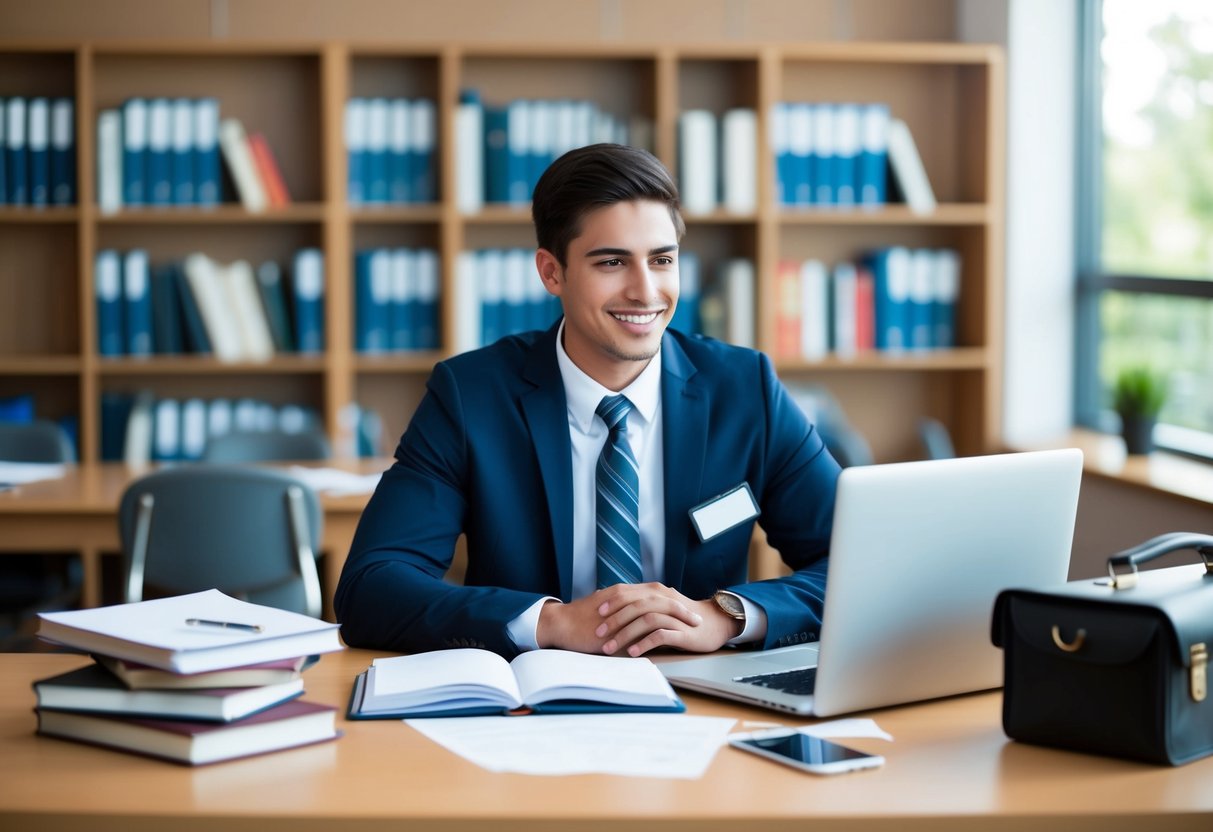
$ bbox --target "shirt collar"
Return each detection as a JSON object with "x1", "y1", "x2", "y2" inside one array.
[{"x1": 555, "y1": 319, "x2": 662, "y2": 433}]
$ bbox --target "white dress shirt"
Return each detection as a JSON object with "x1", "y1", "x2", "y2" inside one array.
[{"x1": 507, "y1": 322, "x2": 764, "y2": 649}]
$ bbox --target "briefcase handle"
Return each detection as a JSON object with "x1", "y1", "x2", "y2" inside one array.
[{"x1": 1106, "y1": 532, "x2": 1213, "y2": 590}]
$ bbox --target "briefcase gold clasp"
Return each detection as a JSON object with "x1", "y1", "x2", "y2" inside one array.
[
  {"x1": 1192, "y1": 643, "x2": 1208, "y2": 703},
  {"x1": 1051, "y1": 626, "x2": 1086, "y2": 652}
]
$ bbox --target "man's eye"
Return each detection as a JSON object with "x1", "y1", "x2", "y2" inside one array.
[
  {"x1": 652, "y1": 256, "x2": 674, "y2": 266},
  {"x1": 598, "y1": 258, "x2": 624, "y2": 267}
]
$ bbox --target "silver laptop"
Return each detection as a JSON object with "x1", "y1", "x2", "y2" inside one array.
[{"x1": 660, "y1": 448, "x2": 1083, "y2": 716}]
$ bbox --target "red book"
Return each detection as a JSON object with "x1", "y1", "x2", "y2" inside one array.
[
  {"x1": 247, "y1": 132, "x2": 291, "y2": 208},
  {"x1": 854, "y1": 263, "x2": 876, "y2": 353},
  {"x1": 774, "y1": 259, "x2": 803, "y2": 359}
]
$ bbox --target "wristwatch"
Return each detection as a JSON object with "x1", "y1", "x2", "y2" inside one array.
[{"x1": 712, "y1": 590, "x2": 746, "y2": 621}]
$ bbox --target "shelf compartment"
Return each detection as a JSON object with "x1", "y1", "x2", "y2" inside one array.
[
  {"x1": 96, "y1": 355, "x2": 328, "y2": 375},
  {"x1": 95, "y1": 204, "x2": 327, "y2": 224}
]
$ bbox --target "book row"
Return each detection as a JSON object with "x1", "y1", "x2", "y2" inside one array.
[
  {"x1": 454, "y1": 92, "x2": 649, "y2": 211},
  {"x1": 771, "y1": 102, "x2": 936, "y2": 213},
  {"x1": 452, "y1": 248, "x2": 565, "y2": 352},
  {"x1": 1, "y1": 96, "x2": 76, "y2": 207},
  {"x1": 773, "y1": 247, "x2": 961, "y2": 361},
  {"x1": 34, "y1": 591, "x2": 343, "y2": 766},
  {"x1": 100, "y1": 393, "x2": 322, "y2": 464},
  {"x1": 95, "y1": 248, "x2": 325, "y2": 361},
  {"x1": 96, "y1": 99, "x2": 290, "y2": 213},
  {"x1": 345, "y1": 97, "x2": 437, "y2": 206},
  {"x1": 668, "y1": 254, "x2": 757, "y2": 349},
  {"x1": 353, "y1": 247, "x2": 442, "y2": 354},
  {"x1": 676, "y1": 109, "x2": 758, "y2": 215}
]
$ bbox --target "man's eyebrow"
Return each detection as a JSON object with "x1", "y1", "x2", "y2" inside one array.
[{"x1": 584, "y1": 244, "x2": 679, "y2": 257}]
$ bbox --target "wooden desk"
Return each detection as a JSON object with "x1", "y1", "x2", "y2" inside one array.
[
  {"x1": 2, "y1": 650, "x2": 1212, "y2": 831},
  {"x1": 0, "y1": 461, "x2": 386, "y2": 616}
]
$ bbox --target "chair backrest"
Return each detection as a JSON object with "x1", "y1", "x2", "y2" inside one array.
[
  {"x1": 202, "y1": 429, "x2": 331, "y2": 463},
  {"x1": 0, "y1": 420, "x2": 74, "y2": 463},
  {"x1": 785, "y1": 383, "x2": 873, "y2": 468},
  {"x1": 919, "y1": 418, "x2": 957, "y2": 460},
  {"x1": 117, "y1": 466, "x2": 324, "y2": 618}
]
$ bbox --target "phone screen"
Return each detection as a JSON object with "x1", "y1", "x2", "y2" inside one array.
[{"x1": 737, "y1": 733, "x2": 875, "y2": 765}]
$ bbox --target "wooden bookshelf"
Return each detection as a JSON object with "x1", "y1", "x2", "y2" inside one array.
[{"x1": 0, "y1": 40, "x2": 1004, "y2": 465}]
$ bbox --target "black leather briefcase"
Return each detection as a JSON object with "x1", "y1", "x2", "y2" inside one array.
[{"x1": 992, "y1": 532, "x2": 1213, "y2": 766}]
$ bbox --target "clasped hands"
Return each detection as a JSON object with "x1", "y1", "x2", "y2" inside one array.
[{"x1": 535, "y1": 582, "x2": 742, "y2": 657}]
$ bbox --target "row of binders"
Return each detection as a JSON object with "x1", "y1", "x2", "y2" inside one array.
[
  {"x1": 453, "y1": 248, "x2": 564, "y2": 353},
  {"x1": 353, "y1": 247, "x2": 442, "y2": 354},
  {"x1": 33, "y1": 591, "x2": 343, "y2": 766},
  {"x1": 677, "y1": 109, "x2": 757, "y2": 216},
  {"x1": 454, "y1": 92, "x2": 650, "y2": 212},
  {"x1": 774, "y1": 247, "x2": 961, "y2": 361},
  {"x1": 97, "y1": 98, "x2": 290, "y2": 214},
  {"x1": 771, "y1": 102, "x2": 935, "y2": 213},
  {"x1": 1, "y1": 96, "x2": 76, "y2": 206},
  {"x1": 345, "y1": 97, "x2": 437, "y2": 206},
  {"x1": 101, "y1": 393, "x2": 322, "y2": 465},
  {"x1": 95, "y1": 248, "x2": 325, "y2": 362}
]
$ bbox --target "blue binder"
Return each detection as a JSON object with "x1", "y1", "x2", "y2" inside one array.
[
  {"x1": 95, "y1": 250, "x2": 125, "y2": 357},
  {"x1": 171, "y1": 98, "x2": 194, "y2": 206},
  {"x1": 121, "y1": 98, "x2": 148, "y2": 207},
  {"x1": 27, "y1": 97, "x2": 50, "y2": 207},
  {"x1": 292, "y1": 248, "x2": 326, "y2": 354},
  {"x1": 193, "y1": 98, "x2": 221, "y2": 207},
  {"x1": 483, "y1": 106, "x2": 510, "y2": 204},
  {"x1": 123, "y1": 249, "x2": 153, "y2": 356},
  {"x1": 6, "y1": 98, "x2": 28, "y2": 205},
  {"x1": 146, "y1": 98, "x2": 173, "y2": 206},
  {"x1": 49, "y1": 98, "x2": 75, "y2": 205}
]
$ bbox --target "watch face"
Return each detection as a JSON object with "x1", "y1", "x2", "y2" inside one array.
[{"x1": 715, "y1": 592, "x2": 745, "y2": 619}]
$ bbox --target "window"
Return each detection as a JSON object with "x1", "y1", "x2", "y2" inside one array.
[{"x1": 1076, "y1": 0, "x2": 1213, "y2": 457}]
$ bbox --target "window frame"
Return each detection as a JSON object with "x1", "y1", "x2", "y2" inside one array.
[{"x1": 1074, "y1": 0, "x2": 1213, "y2": 459}]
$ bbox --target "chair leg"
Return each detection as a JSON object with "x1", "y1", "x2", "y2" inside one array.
[
  {"x1": 285, "y1": 486, "x2": 322, "y2": 619},
  {"x1": 126, "y1": 493, "x2": 154, "y2": 603}
]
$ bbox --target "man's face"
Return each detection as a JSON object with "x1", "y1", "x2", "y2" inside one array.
[{"x1": 536, "y1": 199, "x2": 680, "y2": 391}]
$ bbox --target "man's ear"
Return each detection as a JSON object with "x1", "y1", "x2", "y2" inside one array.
[{"x1": 535, "y1": 248, "x2": 564, "y2": 298}]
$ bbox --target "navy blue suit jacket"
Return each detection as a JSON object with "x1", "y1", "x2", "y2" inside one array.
[{"x1": 335, "y1": 325, "x2": 840, "y2": 657}]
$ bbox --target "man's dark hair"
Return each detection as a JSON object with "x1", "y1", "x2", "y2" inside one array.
[{"x1": 532, "y1": 143, "x2": 685, "y2": 267}]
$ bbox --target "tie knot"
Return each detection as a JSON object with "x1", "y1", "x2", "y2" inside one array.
[{"x1": 596, "y1": 394, "x2": 633, "y2": 433}]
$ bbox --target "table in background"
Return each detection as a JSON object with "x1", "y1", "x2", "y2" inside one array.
[
  {"x1": 0, "y1": 461, "x2": 388, "y2": 618},
  {"x1": 1, "y1": 649, "x2": 1212, "y2": 831}
]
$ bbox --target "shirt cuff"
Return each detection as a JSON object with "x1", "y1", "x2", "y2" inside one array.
[
  {"x1": 722, "y1": 591, "x2": 768, "y2": 645},
  {"x1": 506, "y1": 597, "x2": 560, "y2": 652}
]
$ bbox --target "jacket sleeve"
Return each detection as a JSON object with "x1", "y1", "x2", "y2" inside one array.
[
  {"x1": 727, "y1": 353, "x2": 841, "y2": 649},
  {"x1": 334, "y1": 361, "x2": 547, "y2": 657}
]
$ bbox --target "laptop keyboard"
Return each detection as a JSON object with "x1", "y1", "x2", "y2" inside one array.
[{"x1": 734, "y1": 666, "x2": 818, "y2": 695}]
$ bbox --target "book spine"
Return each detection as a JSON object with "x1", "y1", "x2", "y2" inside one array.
[
  {"x1": 389, "y1": 248, "x2": 415, "y2": 351},
  {"x1": 193, "y1": 98, "x2": 221, "y2": 207},
  {"x1": 774, "y1": 260, "x2": 802, "y2": 359},
  {"x1": 0, "y1": 97, "x2": 6, "y2": 205},
  {"x1": 27, "y1": 97, "x2": 50, "y2": 207},
  {"x1": 811, "y1": 103, "x2": 835, "y2": 207},
  {"x1": 858, "y1": 103, "x2": 889, "y2": 207},
  {"x1": 179, "y1": 397, "x2": 208, "y2": 461},
  {"x1": 387, "y1": 98, "x2": 411, "y2": 205},
  {"x1": 292, "y1": 248, "x2": 326, "y2": 354},
  {"x1": 908, "y1": 248, "x2": 936, "y2": 350},
  {"x1": 255, "y1": 260, "x2": 294, "y2": 352},
  {"x1": 415, "y1": 249, "x2": 440, "y2": 350},
  {"x1": 788, "y1": 103, "x2": 813, "y2": 206},
  {"x1": 170, "y1": 98, "x2": 194, "y2": 206},
  {"x1": 345, "y1": 98, "x2": 367, "y2": 206},
  {"x1": 150, "y1": 263, "x2": 184, "y2": 355},
  {"x1": 121, "y1": 98, "x2": 147, "y2": 207},
  {"x1": 721, "y1": 108, "x2": 757, "y2": 215},
  {"x1": 505, "y1": 99, "x2": 531, "y2": 206},
  {"x1": 146, "y1": 98, "x2": 173, "y2": 206},
  {"x1": 247, "y1": 132, "x2": 290, "y2": 207},
  {"x1": 799, "y1": 259, "x2": 829, "y2": 361},
  {"x1": 218, "y1": 118, "x2": 268, "y2": 213},
  {"x1": 411, "y1": 98, "x2": 436, "y2": 203},
  {"x1": 834, "y1": 103, "x2": 861, "y2": 208},
  {"x1": 454, "y1": 251, "x2": 482, "y2": 354},
  {"x1": 832, "y1": 261, "x2": 858, "y2": 358},
  {"x1": 483, "y1": 106, "x2": 509, "y2": 204},
  {"x1": 678, "y1": 109, "x2": 717, "y2": 216},
  {"x1": 50, "y1": 98, "x2": 76, "y2": 205},
  {"x1": 95, "y1": 250, "x2": 125, "y2": 356},
  {"x1": 455, "y1": 89, "x2": 484, "y2": 214},
  {"x1": 123, "y1": 249, "x2": 153, "y2": 357},
  {"x1": 7, "y1": 97, "x2": 28, "y2": 205},
  {"x1": 477, "y1": 249, "x2": 503, "y2": 348},
  {"x1": 365, "y1": 98, "x2": 389, "y2": 204},
  {"x1": 886, "y1": 118, "x2": 936, "y2": 214}
]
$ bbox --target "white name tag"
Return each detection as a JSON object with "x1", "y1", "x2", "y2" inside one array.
[{"x1": 689, "y1": 483, "x2": 760, "y2": 542}]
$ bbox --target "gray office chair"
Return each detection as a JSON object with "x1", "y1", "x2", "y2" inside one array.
[
  {"x1": 0, "y1": 420, "x2": 80, "y2": 648},
  {"x1": 202, "y1": 428, "x2": 331, "y2": 463},
  {"x1": 785, "y1": 384, "x2": 874, "y2": 468},
  {"x1": 118, "y1": 466, "x2": 324, "y2": 618},
  {"x1": 918, "y1": 418, "x2": 957, "y2": 460},
  {"x1": 0, "y1": 419, "x2": 75, "y2": 463}
]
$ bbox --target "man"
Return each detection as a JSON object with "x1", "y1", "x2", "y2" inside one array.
[{"x1": 336, "y1": 144, "x2": 840, "y2": 659}]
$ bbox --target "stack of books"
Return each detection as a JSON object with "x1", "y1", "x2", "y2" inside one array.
[{"x1": 32, "y1": 590, "x2": 344, "y2": 766}]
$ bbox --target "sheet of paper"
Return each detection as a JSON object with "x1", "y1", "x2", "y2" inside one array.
[
  {"x1": 287, "y1": 465, "x2": 383, "y2": 496},
  {"x1": 405, "y1": 713, "x2": 736, "y2": 778},
  {"x1": 0, "y1": 461, "x2": 66, "y2": 486}
]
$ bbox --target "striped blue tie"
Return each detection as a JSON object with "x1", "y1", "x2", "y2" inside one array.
[{"x1": 595, "y1": 394, "x2": 642, "y2": 588}]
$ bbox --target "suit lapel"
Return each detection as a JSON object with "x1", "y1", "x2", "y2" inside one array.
[
  {"x1": 660, "y1": 336, "x2": 707, "y2": 589},
  {"x1": 520, "y1": 324, "x2": 576, "y2": 601}
]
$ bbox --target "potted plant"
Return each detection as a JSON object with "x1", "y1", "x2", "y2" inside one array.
[{"x1": 1113, "y1": 366, "x2": 1168, "y2": 455}]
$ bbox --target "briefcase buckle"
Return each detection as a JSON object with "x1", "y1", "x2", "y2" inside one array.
[{"x1": 1192, "y1": 643, "x2": 1208, "y2": 703}]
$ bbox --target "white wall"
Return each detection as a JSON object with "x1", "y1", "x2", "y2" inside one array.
[{"x1": 958, "y1": 0, "x2": 1078, "y2": 446}]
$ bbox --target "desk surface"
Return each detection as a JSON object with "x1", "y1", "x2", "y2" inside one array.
[{"x1": 2, "y1": 650, "x2": 1212, "y2": 832}]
